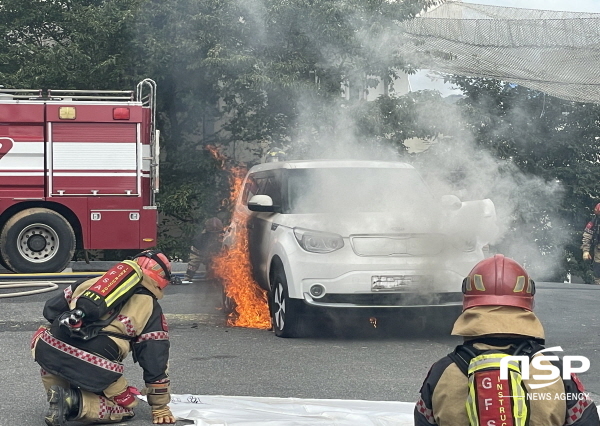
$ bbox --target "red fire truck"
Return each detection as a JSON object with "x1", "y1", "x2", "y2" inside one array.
[{"x1": 0, "y1": 79, "x2": 160, "y2": 273}]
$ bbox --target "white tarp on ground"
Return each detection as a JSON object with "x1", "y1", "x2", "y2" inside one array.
[
  {"x1": 166, "y1": 394, "x2": 415, "y2": 426},
  {"x1": 161, "y1": 394, "x2": 600, "y2": 425}
]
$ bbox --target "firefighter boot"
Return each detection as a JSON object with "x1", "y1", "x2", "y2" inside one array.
[
  {"x1": 180, "y1": 270, "x2": 195, "y2": 284},
  {"x1": 45, "y1": 385, "x2": 81, "y2": 426}
]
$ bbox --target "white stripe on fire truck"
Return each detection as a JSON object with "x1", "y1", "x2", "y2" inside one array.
[
  {"x1": 52, "y1": 143, "x2": 136, "y2": 169},
  {"x1": 53, "y1": 167, "x2": 136, "y2": 171},
  {"x1": 0, "y1": 172, "x2": 44, "y2": 176},
  {"x1": 53, "y1": 173, "x2": 137, "y2": 177}
]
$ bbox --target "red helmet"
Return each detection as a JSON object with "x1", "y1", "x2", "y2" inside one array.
[
  {"x1": 594, "y1": 203, "x2": 600, "y2": 215},
  {"x1": 462, "y1": 254, "x2": 535, "y2": 311},
  {"x1": 133, "y1": 250, "x2": 172, "y2": 289}
]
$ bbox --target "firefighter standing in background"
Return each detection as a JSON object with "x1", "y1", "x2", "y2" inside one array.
[
  {"x1": 415, "y1": 254, "x2": 598, "y2": 426},
  {"x1": 582, "y1": 203, "x2": 600, "y2": 285},
  {"x1": 264, "y1": 146, "x2": 286, "y2": 163},
  {"x1": 31, "y1": 250, "x2": 177, "y2": 425},
  {"x1": 182, "y1": 217, "x2": 224, "y2": 284}
]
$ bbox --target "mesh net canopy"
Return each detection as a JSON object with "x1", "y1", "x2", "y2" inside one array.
[{"x1": 395, "y1": 1, "x2": 600, "y2": 103}]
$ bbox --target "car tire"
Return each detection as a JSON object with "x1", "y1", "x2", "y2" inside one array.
[
  {"x1": 0, "y1": 208, "x2": 75, "y2": 273},
  {"x1": 221, "y1": 284, "x2": 236, "y2": 316},
  {"x1": 270, "y1": 266, "x2": 303, "y2": 338}
]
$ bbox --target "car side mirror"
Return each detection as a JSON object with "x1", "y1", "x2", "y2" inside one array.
[
  {"x1": 441, "y1": 194, "x2": 462, "y2": 211},
  {"x1": 248, "y1": 194, "x2": 276, "y2": 212}
]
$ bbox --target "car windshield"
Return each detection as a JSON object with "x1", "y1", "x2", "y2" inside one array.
[{"x1": 286, "y1": 167, "x2": 435, "y2": 214}]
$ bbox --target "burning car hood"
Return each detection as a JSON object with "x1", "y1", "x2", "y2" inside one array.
[
  {"x1": 274, "y1": 212, "x2": 439, "y2": 237},
  {"x1": 271, "y1": 198, "x2": 498, "y2": 245}
]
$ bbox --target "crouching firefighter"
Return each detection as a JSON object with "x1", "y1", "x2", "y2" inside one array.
[
  {"x1": 414, "y1": 254, "x2": 599, "y2": 426},
  {"x1": 31, "y1": 250, "x2": 178, "y2": 425}
]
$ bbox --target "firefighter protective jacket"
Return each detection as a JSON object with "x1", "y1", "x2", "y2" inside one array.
[
  {"x1": 581, "y1": 218, "x2": 599, "y2": 254},
  {"x1": 32, "y1": 274, "x2": 170, "y2": 395},
  {"x1": 414, "y1": 340, "x2": 599, "y2": 426},
  {"x1": 192, "y1": 230, "x2": 223, "y2": 258}
]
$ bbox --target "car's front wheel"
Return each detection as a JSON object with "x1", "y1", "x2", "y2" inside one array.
[
  {"x1": 270, "y1": 266, "x2": 303, "y2": 338},
  {"x1": 221, "y1": 284, "x2": 236, "y2": 316}
]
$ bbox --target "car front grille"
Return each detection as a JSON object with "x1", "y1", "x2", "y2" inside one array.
[
  {"x1": 314, "y1": 292, "x2": 462, "y2": 307},
  {"x1": 350, "y1": 234, "x2": 444, "y2": 256}
]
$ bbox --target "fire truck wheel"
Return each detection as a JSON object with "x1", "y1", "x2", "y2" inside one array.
[
  {"x1": 270, "y1": 266, "x2": 303, "y2": 338},
  {"x1": 0, "y1": 208, "x2": 76, "y2": 274},
  {"x1": 0, "y1": 253, "x2": 10, "y2": 272}
]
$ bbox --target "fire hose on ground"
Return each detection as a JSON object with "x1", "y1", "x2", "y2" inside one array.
[
  {"x1": 0, "y1": 271, "x2": 187, "y2": 298},
  {"x1": 0, "y1": 281, "x2": 59, "y2": 298},
  {"x1": 0, "y1": 272, "x2": 105, "y2": 298}
]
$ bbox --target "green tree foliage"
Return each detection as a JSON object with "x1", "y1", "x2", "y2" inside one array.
[{"x1": 0, "y1": 0, "x2": 144, "y2": 88}]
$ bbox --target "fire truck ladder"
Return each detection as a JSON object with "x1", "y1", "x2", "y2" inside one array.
[
  {"x1": 0, "y1": 88, "x2": 136, "y2": 101},
  {"x1": 47, "y1": 88, "x2": 135, "y2": 101},
  {"x1": 0, "y1": 88, "x2": 43, "y2": 99},
  {"x1": 137, "y1": 78, "x2": 159, "y2": 206}
]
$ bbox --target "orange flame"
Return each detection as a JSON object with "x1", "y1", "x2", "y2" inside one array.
[
  {"x1": 206, "y1": 144, "x2": 227, "y2": 169},
  {"x1": 209, "y1": 151, "x2": 271, "y2": 329}
]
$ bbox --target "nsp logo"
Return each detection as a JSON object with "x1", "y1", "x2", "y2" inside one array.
[{"x1": 500, "y1": 346, "x2": 590, "y2": 389}]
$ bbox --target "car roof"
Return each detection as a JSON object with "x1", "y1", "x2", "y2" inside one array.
[{"x1": 248, "y1": 160, "x2": 415, "y2": 174}]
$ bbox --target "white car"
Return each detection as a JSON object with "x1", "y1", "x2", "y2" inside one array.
[{"x1": 223, "y1": 160, "x2": 498, "y2": 337}]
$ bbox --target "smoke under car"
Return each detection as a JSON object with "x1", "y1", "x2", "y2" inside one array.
[{"x1": 222, "y1": 160, "x2": 498, "y2": 337}]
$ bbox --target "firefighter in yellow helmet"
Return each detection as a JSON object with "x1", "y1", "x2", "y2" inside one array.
[
  {"x1": 581, "y1": 203, "x2": 600, "y2": 285},
  {"x1": 415, "y1": 254, "x2": 598, "y2": 426},
  {"x1": 32, "y1": 250, "x2": 177, "y2": 425},
  {"x1": 264, "y1": 146, "x2": 286, "y2": 163}
]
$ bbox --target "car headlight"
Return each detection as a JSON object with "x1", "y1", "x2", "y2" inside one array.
[{"x1": 293, "y1": 228, "x2": 344, "y2": 253}]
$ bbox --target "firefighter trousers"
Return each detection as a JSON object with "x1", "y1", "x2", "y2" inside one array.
[
  {"x1": 186, "y1": 246, "x2": 214, "y2": 279},
  {"x1": 593, "y1": 248, "x2": 600, "y2": 284}
]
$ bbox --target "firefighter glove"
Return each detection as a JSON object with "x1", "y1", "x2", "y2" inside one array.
[
  {"x1": 151, "y1": 404, "x2": 176, "y2": 424},
  {"x1": 584, "y1": 251, "x2": 592, "y2": 261},
  {"x1": 113, "y1": 386, "x2": 139, "y2": 409}
]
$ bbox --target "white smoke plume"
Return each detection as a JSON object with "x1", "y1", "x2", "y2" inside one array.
[{"x1": 233, "y1": 0, "x2": 569, "y2": 281}]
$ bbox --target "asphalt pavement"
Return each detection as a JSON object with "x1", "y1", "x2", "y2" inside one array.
[{"x1": 1, "y1": 276, "x2": 600, "y2": 425}]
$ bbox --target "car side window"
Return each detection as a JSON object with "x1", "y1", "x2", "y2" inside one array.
[
  {"x1": 241, "y1": 175, "x2": 259, "y2": 205},
  {"x1": 241, "y1": 171, "x2": 282, "y2": 208},
  {"x1": 260, "y1": 175, "x2": 282, "y2": 207}
]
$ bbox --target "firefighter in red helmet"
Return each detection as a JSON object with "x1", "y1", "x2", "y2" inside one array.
[
  {"x1": 581, "y1": 203, "x2": 600, "y2": 285},
  {"x1": 32, "y1": 250, "x2": 177, "y2": 425},
  {"x1": 415, "y1": 254, "x2": 598, "y2": 426}
]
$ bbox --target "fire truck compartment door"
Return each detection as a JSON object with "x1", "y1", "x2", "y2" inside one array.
[
  {"x1": 89, "y1": 210, "x2": 140, "y2": 249},
  {"x1": 0, "y1": 104, "x2": 45, "y2": 198},
  {"x1": 50, "y1": 123, "x2": 139, "y2": 196}
]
